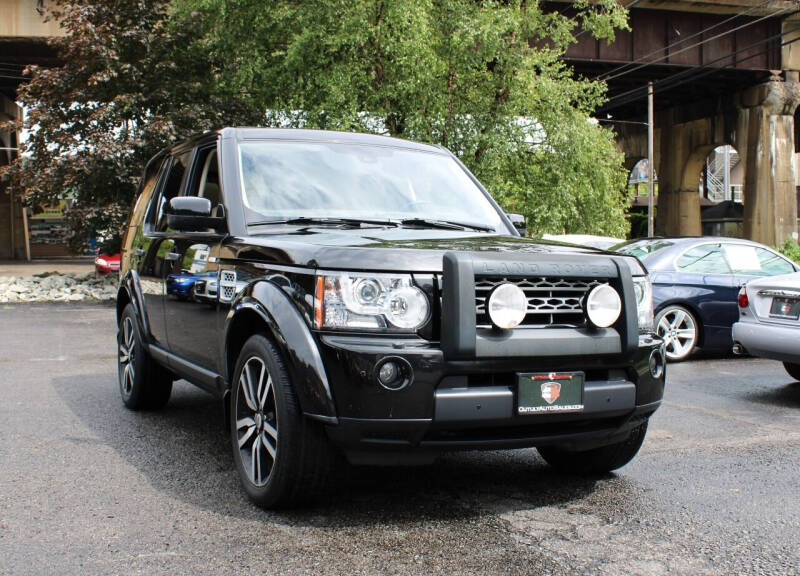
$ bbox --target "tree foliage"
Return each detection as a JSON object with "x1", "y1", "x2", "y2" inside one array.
[
  {"x1": 0, "y1": 0, "x2": 258, "y2": 251},
  {"x1": 3, "y1": 0, "x2": 631, "y2": 248},
  {"x1": 183, "y1": 0, "x2": 631, "y2": 237}
]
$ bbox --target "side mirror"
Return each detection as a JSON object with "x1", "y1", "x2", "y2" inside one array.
[
  {"x1": 506, "y1": 213, "x2": 526, "y2": 236},
  {"x1": 167, "y1": 197, "x2": 226, "y2": 232}
]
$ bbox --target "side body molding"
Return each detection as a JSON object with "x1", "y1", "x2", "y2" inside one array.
[{"x1": 224, "y1": 280, "x2": 337, "y2": 421}]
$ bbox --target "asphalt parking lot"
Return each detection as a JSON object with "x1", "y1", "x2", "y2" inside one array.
[{"x1": 1, "y1": 303, "x2": 799, "y2": 575}]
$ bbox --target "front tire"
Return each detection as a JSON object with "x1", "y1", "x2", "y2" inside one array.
[
  {"x1": 537, "y1": 421, "x2": 648, "y2": 475},
  {"x1": 784, "y1": 362, "x2": 800, "y2": 381},
  {"x1": 230, "y1": 334, "x2": 333, "y2": 509},
  {"x1": 656, "y1": 305, "x2": 698, "y2": 362},
  {"x1": 117, "y1": 304, "x2": 173, "y2": 410}
]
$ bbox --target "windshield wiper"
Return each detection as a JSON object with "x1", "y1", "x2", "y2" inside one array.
[
  {"x1": 398, "y1": 218, "x2": 494, "y2": 232},
  {"x1": 249, "y1": 217, "x2": 399, "y2": 228}
]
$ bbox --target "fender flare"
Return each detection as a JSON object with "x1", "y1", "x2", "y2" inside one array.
[
  {"x1": 117, "y1": 270, "x2": 150, "y2": 342},
  {"x1": 223, "y1": 280, "x2": 337, "y2": 421}
]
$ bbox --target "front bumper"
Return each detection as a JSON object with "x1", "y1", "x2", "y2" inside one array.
[
  {"x1": 317, "y1": 333, "x2": 665, "y2": 464},
  {"x1": 733, "y1": 320, "x2": 800, "y2": 363}
]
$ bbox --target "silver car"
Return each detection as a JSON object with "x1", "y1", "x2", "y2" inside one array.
[{"x1": 732, "y1": 271, "x2": 800, "y2": 379}]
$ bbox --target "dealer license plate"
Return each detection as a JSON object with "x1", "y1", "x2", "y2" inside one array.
[
  {"x1": 769, "y1": 296, "x2": 800, "y2": 319},
  {"x1": 517, "y1": 372, "x2": 584, "y2": 415}
]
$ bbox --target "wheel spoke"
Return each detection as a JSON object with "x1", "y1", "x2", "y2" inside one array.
[
  {"x1": 238, "y1": 424, "x2": 256, "y2": 449},
  {"x1": 119, "y1": 344, "x2": 129, "y2": 364},
  {"x1": 676, "y1": 329, "x2": 695, "y2": 339},
  {"x1": 124, "y1": 364, "x2": 133, "y2": 393},
  {"x1": 236, "y1": 416, "x2": 255, "y2": 430},
  {"x1": 239, "y1": 372, "x2": 257, "y2": 411},
  {"x1": 251, "y1": 438, "x2": 261, "y2": 484},
  {"x1": 259, "y1": 374, "x2": 272, "y2": 410},
  {"x1": 124, "y1": 319, "x2": 134, "y2": 349},
  {"x1": 261, "y1": 431, "x2": 276, "y2": 459},
  {"x1": 263, "y1": 421, "x2": 278, "y2": 443}
]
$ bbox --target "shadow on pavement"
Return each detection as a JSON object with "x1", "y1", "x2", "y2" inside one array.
[
  {"x1": 747, "y1": 380, "x2": 800, "y2": 409},
  {"x1": 53, "y1": 371, "x2": 642, "y2": 524}
]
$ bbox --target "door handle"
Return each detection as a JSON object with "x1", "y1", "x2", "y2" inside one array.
[
  {"x1": 165, "y1": 252, "x2": 180, "y2": 261},
  {"x1": 134, "y1": 248, "x2": 146, "y2": 257}
]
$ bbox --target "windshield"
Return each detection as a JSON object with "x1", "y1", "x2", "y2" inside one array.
[
  {"x1": 238, "y1": 141, "x2": 505, "y2": 231},
  {"x1": 614, "y1": 239, "x2": 675, "y2": 261}
]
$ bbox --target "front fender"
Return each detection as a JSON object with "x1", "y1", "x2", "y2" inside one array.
[{"x1": 224, "y1": 281, "x2": 336, "y2": 421}]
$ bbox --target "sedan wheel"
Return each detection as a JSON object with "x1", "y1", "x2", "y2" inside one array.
[{"x1": 656, "y1": 305, "x2": 698, "y2": 362}]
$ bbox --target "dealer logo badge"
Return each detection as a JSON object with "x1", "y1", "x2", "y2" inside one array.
[{"x1": 540, "y1": 381, "x2": 561, "y2": 404}]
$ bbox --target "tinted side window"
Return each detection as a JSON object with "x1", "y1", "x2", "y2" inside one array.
[
  {"x1": 721, "y1": 244, "x2": 794, "y2": 276},
  {"x1": 145, "y1": 151, "x2": 192, "y2": 232},
  {"x1": 755, "y1": 247, "x2": 795, "y2": 276},
  {"x1": 676, "y1": 245, "x2": 732, "y2": 274}
]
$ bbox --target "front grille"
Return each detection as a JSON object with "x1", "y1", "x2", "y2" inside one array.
[{"x1": 475, "y1": 276, "x2": 606, "y2": 328}]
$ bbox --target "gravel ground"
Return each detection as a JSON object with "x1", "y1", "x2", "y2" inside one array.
[{"x1": 1, "y1": 304, "x2": 799, "y2": 575}]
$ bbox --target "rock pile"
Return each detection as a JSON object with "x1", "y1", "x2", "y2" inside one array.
[{"x1": 0, "y1": 273, "x2": 117, "y2": 303}]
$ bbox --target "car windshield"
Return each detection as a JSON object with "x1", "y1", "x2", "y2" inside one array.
[
  {"x1": 614, "y1": 239, "x2": 675, "y2": 261},
  {"x1": 238, "y1": 141, "x2": 505, "y2": 231}
]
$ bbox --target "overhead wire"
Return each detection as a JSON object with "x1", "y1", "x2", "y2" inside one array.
[
  {"x1": 598, "y1": 4, "x2": 800, "y2": 84},
  {"x1": 599, "y1": 24, "x2": 800, "y2": 112}
]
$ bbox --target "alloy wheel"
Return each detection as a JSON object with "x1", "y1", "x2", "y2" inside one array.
[
  {"x1": 235, "y1": 356, "x2": 278, "y2": 487},
  {"x1": 119, "y1": 316, "x2": 136, "y2": 395},
  {"x1": 657, "y1": 307, "x2": 697, "y2": 361}
]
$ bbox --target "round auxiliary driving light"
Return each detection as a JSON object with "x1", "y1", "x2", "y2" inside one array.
[
  {"x1": 585, "y1": 284, "x2": 622, "y2": 328},
  {"x1": 488, "y1": 283, "x2": 527, "y2": 329}
]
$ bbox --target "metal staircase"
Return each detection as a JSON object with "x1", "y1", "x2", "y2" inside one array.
[{"x1": 701, "y1": 146, "x2": 742, "y2": 203}]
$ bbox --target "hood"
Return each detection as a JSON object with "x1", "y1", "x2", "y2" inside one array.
[{"x1": 232, "y1": 227, "x2": 645, "y2": 275}]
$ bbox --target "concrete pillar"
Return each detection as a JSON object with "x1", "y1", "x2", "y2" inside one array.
[
  {"x1": 741, "y1": 79, "x2": 800, "y2": 246},
  {"x1": 656, "y1": 110, "x2": 707, "y2": 237}
]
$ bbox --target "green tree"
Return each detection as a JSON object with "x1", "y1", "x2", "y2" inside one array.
[
  {"x1": 183, "y1": 0, "x2": 630, "y2": 236},
  {"x1": 0, "y1": 0, "x2": 259, "y2": 251}
]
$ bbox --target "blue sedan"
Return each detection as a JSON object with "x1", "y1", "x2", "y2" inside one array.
[{"x1": 614, "y1": 237, "x2": 798, "y2": 361}]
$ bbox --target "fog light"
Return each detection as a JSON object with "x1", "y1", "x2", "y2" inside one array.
[
  {"x1": 375, "y1": 357, "x2": 412, "y2": 390},
  {"x1": 649, "y1": 349, "x2": 665, "y2": 379},
  {"x1": 585, "y1": 284, "x2": 622, "y2": 328}
]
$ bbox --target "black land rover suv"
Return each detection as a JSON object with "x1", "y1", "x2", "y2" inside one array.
[{"x1": 117, "y1": 127, "x2": 665, "y2": 508}]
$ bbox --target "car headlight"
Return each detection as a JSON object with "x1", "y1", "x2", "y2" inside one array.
[
  {"x1": 633, "y1": 276, "x2": 654, "y2": 333},
  {"x1": 314, "y1": 273, "x2": 430, "y2": 331},
  {"x1": 95, "y1": 258, "x2": 108, "y2": 267}
]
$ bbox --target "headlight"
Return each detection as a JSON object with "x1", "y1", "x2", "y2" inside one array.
[
  {"x1": 314, "y1": 273, "x2": 430, "y2": 331},
  {"x1": 633, "y1": 276, "x2": 654, "y2": 333},
  {"x1": 96, "y1": 258, "x2": 108, "y2": 267}
]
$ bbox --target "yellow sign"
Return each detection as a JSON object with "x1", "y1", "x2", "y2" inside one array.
[{"x1": 30, "y1": 201, "x2": 66, "y2": 220}]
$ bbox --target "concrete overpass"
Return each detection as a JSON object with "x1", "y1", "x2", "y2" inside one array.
[{"x1": 560, "y1": 0, "x2": 800, "y2": 245}]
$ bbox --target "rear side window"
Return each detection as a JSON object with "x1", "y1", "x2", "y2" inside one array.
[
  {"x1": 755, "y1": 247, "x2": 795, "y2": 275},
  {"x1": 145, "y1": 151, "x2": 192, "y2": 232},
  {"x1": 677, "y1": 244, "x2": 732, "y2": 274},
  {"x1": 723, "y1": 244, "x2": 795, "y2": 276}
]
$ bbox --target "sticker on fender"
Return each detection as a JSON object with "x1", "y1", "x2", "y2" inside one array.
[{"x1": 517, "y1": 372, "x2": 584, "y2": 414}]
